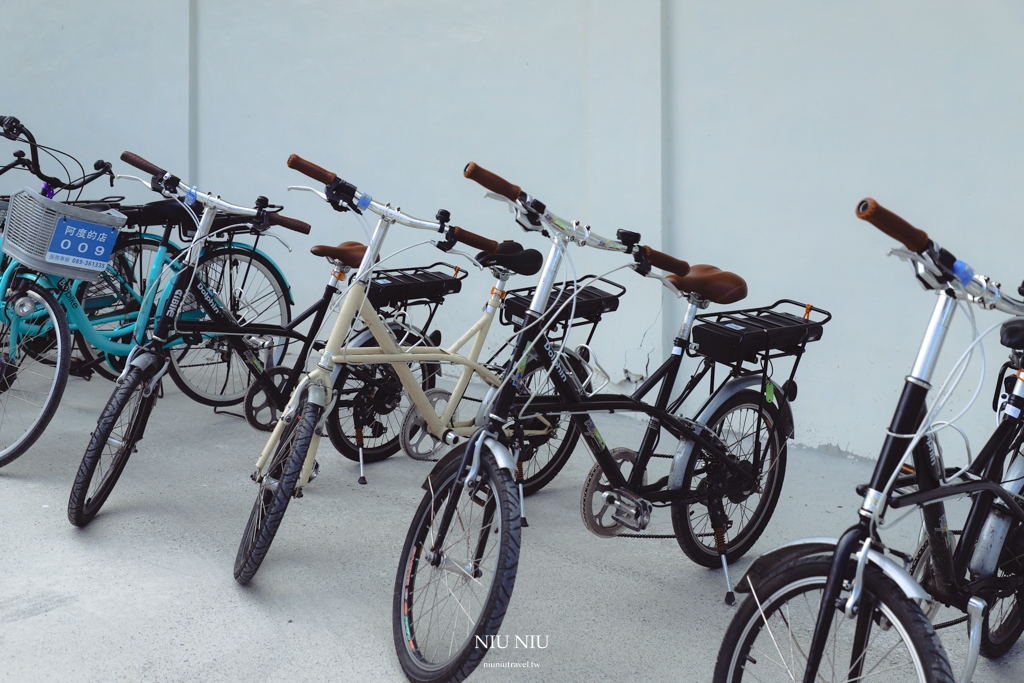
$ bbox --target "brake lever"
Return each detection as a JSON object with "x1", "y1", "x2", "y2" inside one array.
[{"x1": 287, "y1": 185, "x2": 328, "y2": 201}]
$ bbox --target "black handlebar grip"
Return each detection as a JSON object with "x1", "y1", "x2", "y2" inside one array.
[
  {"x1": 463, "y1": 162, "x2": 522, "y2": 202},
  {"x1": 856, "y1": 198, "x2": 930, "y2": 253},
  {"x1": 120, "y1": 151, "x2": 165, "y2": 177},
  {"x1": 287, "y1": 154, "x2": 337, "y2": 185},
  {"x1": 268, "y1": 212, "x2": 312, "y2": 235},
  {"x1": 451, "y1": 225, "x2": 499, "y2": 254},
  {"x1": 641, "y1": 245, "x2": 690, "y2": 277}
]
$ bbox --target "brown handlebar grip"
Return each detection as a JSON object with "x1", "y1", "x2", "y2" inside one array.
[
  {"x1": 856, "y1": 198, "x2": 929, "y2": 253},
  {"x1": 287, "y1": 154, "x2": 338, "y2": 185},
  {"x1": 268, "y1": 212, "x2": 312, "y2": 235},
  {"x1": 120, "y1": 151, "x2": 165, "y2": 177},
  {"x1": 641, "y1": 245, "x2": 690, "y2": 277},
  {"x1": 463, "y1": 162, "x2": 522, "y2": 202},
  {"x1": 451, "y1": 225, "x2": 499, "y2": 254}
]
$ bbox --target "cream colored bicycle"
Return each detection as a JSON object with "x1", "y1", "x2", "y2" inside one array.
[{"x1": 234, "y1": 154, "x2": 558, "y2": 584}]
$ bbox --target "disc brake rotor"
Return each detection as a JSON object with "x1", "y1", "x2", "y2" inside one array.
[
  {"x1": 400, "y1": 388, "x2": 455, "y2": 461},
  {"x1": 580, "y1": 447, "x2": 646, "y2": 538},
  {"x1": 243, "y1": 366, "x2": 292, "y2": 431}
]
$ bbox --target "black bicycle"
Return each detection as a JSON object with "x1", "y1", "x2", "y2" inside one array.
[
  {"x1": 714, "y1": 199, "x2": 1024, "y2": 683},
  {"x1": 390, "y1": 162, "x2": 830, "y2": 683}
]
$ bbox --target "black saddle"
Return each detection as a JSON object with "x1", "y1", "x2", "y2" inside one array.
[
  {"x1": 1001, "y1": 319, "x2": 1024, "y2": 350},
  {"x1": 476, "y1": 241, "x2": 543, "y2": 276}
]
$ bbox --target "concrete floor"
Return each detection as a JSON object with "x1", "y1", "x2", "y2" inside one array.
[{"x1": 1, "y1": 375, "x2": 1023, "y2": 682}]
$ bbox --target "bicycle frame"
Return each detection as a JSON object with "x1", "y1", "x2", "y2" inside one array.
[{"x1": 254, "y1": 210, "x2": 513, "y2": 488}]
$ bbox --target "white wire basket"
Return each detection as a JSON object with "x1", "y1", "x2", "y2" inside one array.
[{"x1": 2, "y1": 187, "x2": 126, "y2": 281}]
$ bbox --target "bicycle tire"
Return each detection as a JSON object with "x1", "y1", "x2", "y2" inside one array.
[
  {"x1": 671, "y1": 389, "x2": 787, "y2": 566},
  {"x1": 325, "y1": 329, "x2": 437, "y2": 463},
  {"x1": 76, "y1": 234, "x2": 179, "y2": 381},
  {"x1": 393, "y1": 448, "x2": 521, "y2": 683},
  {"x1": 0, "y1": 280, "x2": 71, "y2": 468},
  {"x1": 513, "y1": 358, "x2": 581, "y2": 496},
  {"x1": 67, "y1": 363, "x2": 157, "y2": 526},
  {"x1": 234, "y1": 395, "x2": 320, "y2": 584},
  {"x1": 713, "y1": 555, "x2": 954, "y2": 683},
  {"x1": 168, "y1": 246, "x2": 291, "y2": 407}
]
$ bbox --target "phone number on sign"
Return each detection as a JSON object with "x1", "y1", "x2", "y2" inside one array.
[{"x1": 45, "y1": 253, "x2": 107, "y2": 270}]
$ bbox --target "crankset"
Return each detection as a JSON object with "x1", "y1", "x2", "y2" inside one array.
[
  {"x1": 580, "y1": 447, "x2": 650, "y2": 537},
  {"x1": 400, "y1": 388, "x2": 458, "y2": 461},
  {"x1": 243, "y1": 366, "x2": 291, "y2": 431}
]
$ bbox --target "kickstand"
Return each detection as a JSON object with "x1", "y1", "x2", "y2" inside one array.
[
  {"x1": 356, "y1": 426, "x2": 367, "y2": 485},
  {"x1": 213, "y1": 405, "x2": 245, "y2": 420},
  {"x1": 709, "y1": 497, "x2": 736, "y2": 605},
  {"x1": 518, "y1": 482, "x2": 528, "y2": 527}
]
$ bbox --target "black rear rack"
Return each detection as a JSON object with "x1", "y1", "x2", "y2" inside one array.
[
  {"x1": 499, "y1": 275, "x2": 626, "y2": 343},
  {"x1": 690, "y1": 299, "x2": 831, "y2": 366},
  {"x1": 367, "y1": 262, "x2": 468, "y2": 309}
]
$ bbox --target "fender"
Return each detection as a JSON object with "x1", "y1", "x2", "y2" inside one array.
[
  {"x1": 734, "y1": 537, "x2": 930, "y2": 601},
  {"x1": 420, "y1": 436, "x2": 516, "y2": 491},
  {"x1": 667, "y1": 374, "x2": 793, "y2": 490},
  {"x1": 328, "y1": 323, "x2": 436, "y2": 387}
]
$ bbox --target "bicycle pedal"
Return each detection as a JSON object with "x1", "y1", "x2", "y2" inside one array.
[
  {"x1": 68, "y1": 357, "x2": 94, "y2": 381},
  {"x1": 603, "y1": 489, "x2": 652, "y2": 532}
]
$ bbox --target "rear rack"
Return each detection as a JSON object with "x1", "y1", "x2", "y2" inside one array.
[
  {"x1": 690, "y1": 299, "x2": 831, "y2": 366},
  {"x1": 499, "y1": 275, "x2": 626, "y2": 343},
  {"x1": 367, "y1": 262, "x2": 468, "y2": 310}
]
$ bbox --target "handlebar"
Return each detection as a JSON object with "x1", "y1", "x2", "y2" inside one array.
[
  {"x1": 856, "y1": 198, "x2": 930, "y2": 253},
  {"x1": 463, "y1": 161, "x2": 689, "y2": 277},
  {"x1": 267, "y1": 211, "x2": 311, "y2": 235},
  {"x1": 1, "y1": 116, "x2": 112, "y2": 192},
  {"x1": 450, "y1": 225, "x2": 498, "y2": 254},
  {"x1": 857, "y1": 197, "x2": 1024, "y2": 316},
  {"x1": 119, "y1": 151, "x2": 165, "y2": 177},
  {"x1": 119, "y1": 151, "x2": 308, "y2": 232},
  {"x1": 287, "y1": 154, "x2": 337, "y2": 185},
  {"x1": 463, "y1": 162, "x2": 522, "y2": 202}
]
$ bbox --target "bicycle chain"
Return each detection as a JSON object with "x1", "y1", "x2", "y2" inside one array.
[{"x1": 932, "y1": 615, "x2": 968, "y2": 630}]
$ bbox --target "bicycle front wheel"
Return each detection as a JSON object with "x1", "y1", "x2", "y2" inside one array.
[
  {"x1": 393, "y1": 448, "x2": 521, "y2": 683},
  {"x1": 0, "y1": 280, "x2": 71, "y2": 467},
  {"x1": 68, "y1": 364, "x2": 157, "y2": 526},
  {"x1": 714, "y1": 556, "x2": 954, "y2": 683},
  {"x1": 234, "y1": 394, "x2": 320, "y2": 585},
  {"x1": 672, "y1": 389, "x2": 787, "y2": 566},
  {"x1": 168, "y1": 246, "x2": 291, "y2": 407}
]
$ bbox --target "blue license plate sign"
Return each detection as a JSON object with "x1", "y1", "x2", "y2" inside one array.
[{"x1": 45, "y1": 217, "x2": 118, "y2": 271}]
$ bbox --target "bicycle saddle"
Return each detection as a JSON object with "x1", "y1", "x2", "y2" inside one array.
[
  {"x1": 310, "y1": 241, "x2": 370, "y2": 268},
  {"x1": 1000, "y1": 319, "x2": 1024, "y2": 349},
  {"x1": 666, "y1": 264, "x2": 747, "y2": 304},
  {"x1": 475, "y1": 240, "x2": 543, "y2": 276}
]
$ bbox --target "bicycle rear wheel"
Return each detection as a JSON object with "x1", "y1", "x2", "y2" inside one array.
[
  {"x1": 0, "y1": 280, "x2": 71, "y2": 468},
  {"x1": 714, "y1": 556, "x2": 954, "y2": 682},
  {"x1": 326, "y1": 328, "x2": 437, "y2": 463},
  {"x1": 512, "y1": 358, "x2": 581, "y2": 496},
  {"x1": 234, "y1": 393, "x2": 320, "y2": 585},
  {"x1": 67, "y1": 363, "x2": 157, "y2": 526},
  {"x1": 393, "y1": 447, "x2": 521, "y2": 682},
  {"x1": 168, "y1": 246, "x2": 291, "y2": 407},
  {"x1": 672, "y1": 389, "x2": 787, "y2": 566}
]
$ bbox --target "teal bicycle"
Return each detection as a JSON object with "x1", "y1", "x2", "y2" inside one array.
[{"x1": 0, "y1": 117, "x2": 292, "y2": 466}]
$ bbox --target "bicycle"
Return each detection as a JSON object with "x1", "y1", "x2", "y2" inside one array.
[
  {"x1": 233, "y1": 154, "x2": 579, "y2": 585},
  {"x1": 67, "y1": 151, "x2": 313, "y2": 526},
  {"x1": 713, "y1": 199, "x2": 1024, "y2": 683},
  {"x1": 390, "y1": 162, "x2": 829, "y2": 683},
  {"x1": 0, "y1": 116, "x2": 295, "y2": 399}
]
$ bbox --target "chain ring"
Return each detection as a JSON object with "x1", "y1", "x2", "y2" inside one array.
[
  {"x1": 400, "y1": 387, "x2": 456, "y2": 461},
  {"x1": 580, "y1": 447, "x2": 647, "y2": 538},
  {"x1": 243, "y1": 366, "x2": 292, "y2": 431}
]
